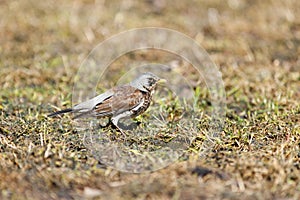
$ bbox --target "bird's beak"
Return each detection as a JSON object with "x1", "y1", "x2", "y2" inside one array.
[{"x1": 157, "y1": 78, "x2": 167, "y2": 85}]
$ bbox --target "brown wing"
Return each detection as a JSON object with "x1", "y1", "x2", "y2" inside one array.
[{"x1": 92, "y1": 85, "x2": 144, "y2": 117}]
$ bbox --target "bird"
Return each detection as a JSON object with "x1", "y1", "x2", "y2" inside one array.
[{"x1": 48, "y1": 72, "x2": 166, "y2": 135}]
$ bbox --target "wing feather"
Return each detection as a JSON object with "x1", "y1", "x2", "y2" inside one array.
[
  {"x1": 72, "y1": 90, "x2": 114, "y2": 113},
  {"x1": 92, "y1": 85, "x2": 144, "y2": 117}
]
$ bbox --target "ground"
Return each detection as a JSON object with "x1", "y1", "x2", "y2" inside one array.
[{"x1": 0, "y1": 0, "x2": 300, "y2": 199}]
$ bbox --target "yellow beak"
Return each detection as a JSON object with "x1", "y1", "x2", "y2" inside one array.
[{"x1": 157, "y1": 78, "x2": 167, "y2": 84}]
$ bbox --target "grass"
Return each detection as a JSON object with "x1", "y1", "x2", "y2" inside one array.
[{"x1": 1, "y1": 0, "x2": 300, "y2": 199}]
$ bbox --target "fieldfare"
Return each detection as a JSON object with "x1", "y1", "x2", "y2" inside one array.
[{"x1": 48, "y1": 72, "x2": 166, "y2": 134}]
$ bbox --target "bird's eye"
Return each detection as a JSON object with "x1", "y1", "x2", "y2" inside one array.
[{"x1": 148, "y1": 78, "x2": 156, "y2": 86}]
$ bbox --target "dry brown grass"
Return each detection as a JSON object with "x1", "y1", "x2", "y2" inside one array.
[{"x1": 1, "y1": 0, "x2": 299, "y2": 199}]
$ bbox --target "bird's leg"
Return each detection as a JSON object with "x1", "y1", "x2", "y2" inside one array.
[
  {"x1": 111, "y1": 115, "x2": 128, "y2": 137},
  {"x1": 111, "y1": 118, "x2": 126, "y2": 136}
]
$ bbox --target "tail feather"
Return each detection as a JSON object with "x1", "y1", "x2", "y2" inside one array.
[{"x1": 48, "y1": 108, "x2": 73, "y2": 117}]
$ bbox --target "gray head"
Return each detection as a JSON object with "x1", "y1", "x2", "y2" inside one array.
[{"x1": 130, "y1": 72, "x2": 161, "y2": 92}]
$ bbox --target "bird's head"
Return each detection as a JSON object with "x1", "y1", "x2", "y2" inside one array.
[{"x1": 130, "y1": 72, "x2": 166, "y2": 92}]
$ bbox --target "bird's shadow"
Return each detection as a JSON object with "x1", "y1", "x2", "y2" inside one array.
[{"x1": 97, "y1": 118, "x2": 141, "y2": 131}]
